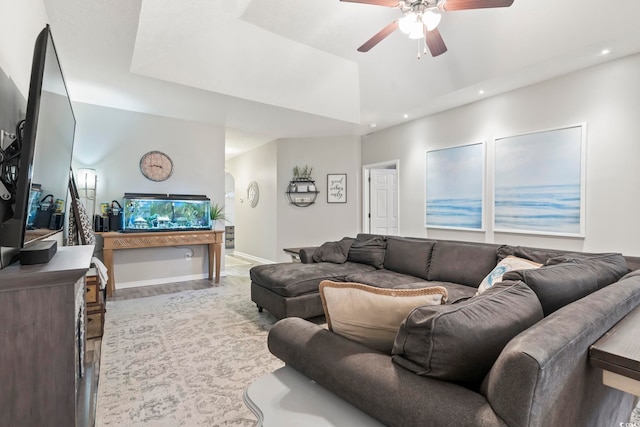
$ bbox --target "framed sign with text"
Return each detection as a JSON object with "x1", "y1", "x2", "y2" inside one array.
[{"x1": 327, "y1": 174, "x2": 347, "y2": 203}]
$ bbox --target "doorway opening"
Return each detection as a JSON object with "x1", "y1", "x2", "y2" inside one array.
[{"x1": 362, "y1": 160, "x2": 399, "y2": 235}]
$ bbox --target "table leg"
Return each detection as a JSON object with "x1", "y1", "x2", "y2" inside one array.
[
  {"x1": 214, "y1": 242, "x2": 221, "y2": 283},
  {"x1": 103, "y1": 247, "x2": 115, "y2": 297},
  {"x1": 208, "y1": 243, "x2": 214, "y2": 281}
]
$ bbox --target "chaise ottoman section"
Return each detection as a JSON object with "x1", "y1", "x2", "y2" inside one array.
[{"x1": 250, "y1": 261, "x2": 376, "y2": 319}]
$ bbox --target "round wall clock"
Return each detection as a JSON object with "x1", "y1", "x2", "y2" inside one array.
[
  {"x1": 247, "y1": 181, "x2": 259, "y2": 208},
  {"x1": 140, "y1": 151, "x2": 174, "y2": 182}
]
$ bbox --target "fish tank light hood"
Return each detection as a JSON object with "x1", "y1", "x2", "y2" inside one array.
[{"x1": 122, "y1": 193, "x2": 212, "y2": 232}]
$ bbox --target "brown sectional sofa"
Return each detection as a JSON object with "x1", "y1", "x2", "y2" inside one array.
[{"x1": 250, "y1": 234, "x2": 640, "y2": 426}]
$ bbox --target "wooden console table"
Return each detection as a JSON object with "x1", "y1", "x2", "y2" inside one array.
[
  {"x1": 101, "y1": 230, "x2": 224, "y2": 297},
  {"x1": 590, "y1": 304, "x2": 640, "y2": 396}
]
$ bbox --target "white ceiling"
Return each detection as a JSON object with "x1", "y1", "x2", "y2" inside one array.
[{"x1": 43, "y1": 0, "x2": 640, "y2": 159}]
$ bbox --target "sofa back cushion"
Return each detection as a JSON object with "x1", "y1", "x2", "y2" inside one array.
[
  {"x1": 504, "y1": 253, "x2": 629, "y2": 315},
  {"x1": 311, "y1": 237, "x2": 355, "y2": 264},
  {"x1": 383, "y1": 237, "x2": 436, "y2": 280},
  {"x1": 392, "y1": 281, "x2": 543, "y2": 383},
  {"x1": 544, "y1": 253, "x2": 629, "y2": 289},
  {"x1": 347, "y1": 236, "x2": 387, "y2": 269},
  {"x1": 428, "y1": 241, "x2": 497, "y2": 287},
  {"x1": 497, "y1": 245, "x2": 565, "y2": 264}
]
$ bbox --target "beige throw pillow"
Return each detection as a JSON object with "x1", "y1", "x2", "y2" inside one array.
[
  {"x1": 476, "y1": 255, "x2": 542, "y2": 295},
  {"x1": 319, "y1": 280, "x2": 448, "y2": 353}
]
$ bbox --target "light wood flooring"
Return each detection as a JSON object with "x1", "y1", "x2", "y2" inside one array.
[{"x1": 85, "y1": 253, "x2": 259, "y2": 427}]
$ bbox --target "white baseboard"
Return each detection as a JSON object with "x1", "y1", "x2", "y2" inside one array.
[
  {"x1": 116, "y1": 271, "x2": 229, "y2": 290},
  {"x1": 232, "y1": 251, "x2": 276, "y2": 265}
]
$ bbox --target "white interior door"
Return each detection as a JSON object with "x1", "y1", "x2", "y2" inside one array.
[{"x1": 369, "y1": 169, "x2": 398, "y2": 235}]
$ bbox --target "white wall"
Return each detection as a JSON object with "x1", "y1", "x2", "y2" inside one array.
[
  {"x1": 71, "y1": 102, "x2": 226, "y2": 286},
  {"x1": 362, "y1": 53, "x2": 640, "y2": 256},
  {"x1": 0, "y1": 0, "x2": 48, "y2": 267},
  {"x1": 0, "y1": 0, "x2": 48, "y2": 97},
  {"x1": 226, "y1": 141, "x2": 278, "y2": 262},
  {"x1": 276, "y1": 136, "x2": 360, "y2": 262}
]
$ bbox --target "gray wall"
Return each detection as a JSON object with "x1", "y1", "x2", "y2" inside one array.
[
  {"x1": 71, "y1": 102, "x2": 226, "y2": 286},
  {"x1": 226, "y1": 141, "x2": 278, "y2": 262},
  {"x1": 227, "y1": 135, "x2": 361, "y2": 263},
  {"x1": 362, "y1": 52, "x2": 640, "y2": 256},
  {"x1": 276, "y1": 136, "x2": 360, "y2": 262}
]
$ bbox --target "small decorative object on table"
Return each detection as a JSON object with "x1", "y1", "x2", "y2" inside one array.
[{"x1": 210, "y1": 203, "x2": 228, "y2": 229}]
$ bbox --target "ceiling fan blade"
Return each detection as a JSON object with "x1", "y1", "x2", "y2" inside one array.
[
  {"x1": 358, "y1": 21, "x2": 399, "y2": 52},
  {"x1": 424, "y1": 27, "x2": 447, "y2": 57},
  {"x1": 340, "y1": 0, "x2": 399, "y2": 7},
  {"x1": 439, "y1": 0, "x2": 514, "y2": 11}
]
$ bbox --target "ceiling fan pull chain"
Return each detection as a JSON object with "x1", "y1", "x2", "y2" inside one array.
[{"x1": 417, "y1": 39, "x2": 421, "y2": 59}]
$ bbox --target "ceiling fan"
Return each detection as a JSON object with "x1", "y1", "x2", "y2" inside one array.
[{"x1": 342, "y1": 0, "x2": 514, "y2": 57}]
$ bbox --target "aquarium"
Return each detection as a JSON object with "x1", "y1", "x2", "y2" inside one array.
[{"x1": 122, "y1": 193, "x2": 211, "y2": 232}]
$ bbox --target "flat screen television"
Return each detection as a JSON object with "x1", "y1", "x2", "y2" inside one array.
[{"x1": 0, "y1": 25, "x2": 75, "y2": 254}]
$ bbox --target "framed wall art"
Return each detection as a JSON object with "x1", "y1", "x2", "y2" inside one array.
[
  {"x1": 327, "y1": 174, "x2": 347, "y2": 203},
  {"x1": 426, "y1": 142, "x2": 485, "y2": 230},
  {"x1": 493, "y1": 124, "x2": 586, "y2": 237}
]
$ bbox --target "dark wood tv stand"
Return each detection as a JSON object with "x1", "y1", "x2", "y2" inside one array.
[{"x1": 0, "y1": 245, "x2": 94, "y2": 427}]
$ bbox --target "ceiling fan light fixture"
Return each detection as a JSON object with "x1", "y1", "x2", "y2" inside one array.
[
  {"x1": 423, "y1": 10, "x2": 442, "y2": 31},
  {"x1": 398, "y1": 12, "x2": 416, "y2": 34},
  {"x1": 408, "y1": 23, "x2": 424, "y2": 39}
]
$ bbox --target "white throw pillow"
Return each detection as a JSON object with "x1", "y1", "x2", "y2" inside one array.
[
  {"x1": 476, "y1": 255, "x2": 542, "y2": 295},
  {"x1": 319, "y1": 280, "x2": 448, "y2": 353}
]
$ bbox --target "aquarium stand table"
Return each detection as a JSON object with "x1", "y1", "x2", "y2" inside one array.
[{"x1": 100, "y1": 230, "x2": 224, "y2": 297}]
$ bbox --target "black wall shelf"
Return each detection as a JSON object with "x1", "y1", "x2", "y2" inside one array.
[{"x1": 286, "y1": 179, "x2": 319, "y2": 207}]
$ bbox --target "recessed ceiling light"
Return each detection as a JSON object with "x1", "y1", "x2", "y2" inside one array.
[
  {"x1": 479, "y1": 90, "x2": 485, "y2": 95},
  {"x1": 601, "y1": 48, "x2": 611, "y2": 55},
  {"x1": 370, "y1": 123, "x2": 377, "y2": 128},
  {"x1": 403, "y1": 114, "x2": 409, "y2": 119}
]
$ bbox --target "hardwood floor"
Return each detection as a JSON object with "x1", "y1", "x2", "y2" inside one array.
[{"x1": 86, "y1": 253, "x2": 258, "y2": 426}]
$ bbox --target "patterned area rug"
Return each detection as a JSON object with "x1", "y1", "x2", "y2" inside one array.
[
  {"x1": 95, "y1": 283, "x2": 283, "y2": 426},
  {"x1": 96, "y1": 278, "x2": 640, "y2": 426}
]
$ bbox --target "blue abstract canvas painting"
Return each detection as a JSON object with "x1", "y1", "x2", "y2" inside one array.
[
  {"x1": 494, "y1": 125, "x2": 585, "y2": 236},
  {"x1": 426, "y1": 142, "x2": 484, "y2": 230}
]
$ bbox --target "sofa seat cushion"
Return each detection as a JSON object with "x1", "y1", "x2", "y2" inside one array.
[
  {"x1": 392, "y1": 281, "x2": 543, "y2": 383},
  {"x1": 425, "y1": 282, "x2": 478, "y2": 304},
  {"x1": 320, "y1": 280, "x2": 447, "y2": 353},
  {"x1": 250, "y1": 262, "x2": 376, "y2": 297},
  {"x1": 428, "y1": 241, "x2": 498, "y2": 287},
  {"x1": 383, "y1": 237, "x2": 436, "y2": 280},
  {"x1": 345, "y1": 269, "x2": 429, "y2": 288},
  {"x1": 345, "y1": 270, "x2": 477, "y2": 303}
]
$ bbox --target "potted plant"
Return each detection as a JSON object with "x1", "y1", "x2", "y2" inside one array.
[
  {"x1": 293, "y1": 165, "x2": 313, "y2": 181},
  {"x1": 210, "y1": 203, "x2": 228, "y2": 229}
]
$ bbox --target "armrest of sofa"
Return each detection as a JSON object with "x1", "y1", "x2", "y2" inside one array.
[
  {"x1": 483, "y1": 271, "x2": 640, "y2": 427},
  {"x1": 298, "y1": 247, "x2": 318, "y2": 263},
  {"x1": 268, "y1": 318, "x2": 507, "y2": 427}
]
